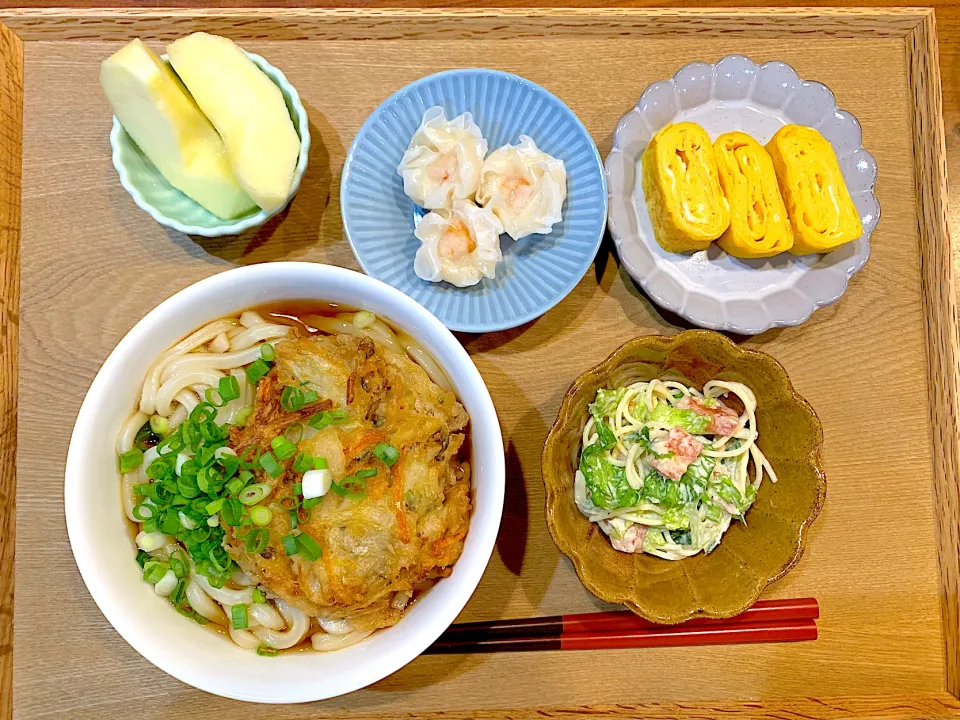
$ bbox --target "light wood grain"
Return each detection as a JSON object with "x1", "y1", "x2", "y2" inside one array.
[
  {"x1": 0, "y1": 20, "x2": 20, "y2": 720},
  {"x1": 3, "y1": 7, "x2": 959, "y2": 720},
  {"x1": 907, "y1": 10, "x2": 960, "y2": 700},
  {"x1": 0, "y1": 6, "x2": 933, "y2": 41}
]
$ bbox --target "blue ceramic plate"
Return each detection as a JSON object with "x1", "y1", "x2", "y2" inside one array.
[{"x1": 341, "y1": 68, "x2": 607, "y2": 333}]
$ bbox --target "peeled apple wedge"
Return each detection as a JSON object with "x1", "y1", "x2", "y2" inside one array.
[
  {"x1": 99, "y1": 39, "x2": 258, "y2": 220},
  {"x1": 167, "y1": 33, "x2": 301, "y2": 213}
]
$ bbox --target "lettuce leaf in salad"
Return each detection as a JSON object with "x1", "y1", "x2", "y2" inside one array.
[
  {"x1": 640, "y1": 455, "x2": 716, "y2": 510},
  {"x1": 580, "y1": 442, "x2": 639, "y2": 510},
  {"x1": 661, "y1": 506, "x2": 690, "y2": 531},
  {"x1": 643, "y1": 530, "x2": 667, "y2": 552},
  {"x1": 714, "y1": 475, "x2": 758, "y2": 515},
  {"x1": 588, "y1": 388, "x2": 625, "y2": 421},
  {"x1": 649, "y1": 405, "x2": 711, "y2": 434},
  {"x1": 623, "y1": 426, "x2": 673, "y2": 460}
]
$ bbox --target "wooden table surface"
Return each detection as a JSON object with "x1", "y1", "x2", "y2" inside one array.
[{"x1": 2, "y1": 2, "x2": 959, "y2": 719}]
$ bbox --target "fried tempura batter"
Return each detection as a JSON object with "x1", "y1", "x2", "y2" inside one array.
[{"x1": 225, "y1": 334, "x2": 471, "y2": 631}]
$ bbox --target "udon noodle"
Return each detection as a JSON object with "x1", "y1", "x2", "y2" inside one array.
[{"x1": 117, "y1": 306, "x2": 471, "y2": 654}]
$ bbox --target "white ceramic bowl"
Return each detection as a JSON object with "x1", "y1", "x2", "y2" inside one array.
[
  {"x1": 606, "y1": 55, "x2": 880, "y2": 334},
  {"x1": 64, "y1": 262, "x2": 505, "y2": 703}
]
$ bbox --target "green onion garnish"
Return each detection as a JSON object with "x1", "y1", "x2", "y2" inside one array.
[
  {"x1": 260, "y1": 343, "x2": 276, "y2": 362},
  {"x1": 258, "y1": 452, "x2": 283, "y2": 478},
  {"x1": 250, "y1": 505, "x2": 272, "y2": 526},
  {"x1": 284, "y1": 423, "x2": 303, "y2": 445},
  {"x1": 288, "y1": 509, "x2": 299, "y2": 529},
  {"x1": 314, "y1": 457, "x2": 328, "y2": 470},
  {"x1": 295, "y1": 533, "x2": 322, "y2": 562},
  {"x1": 239, "y1": 483, "x2": 271, "y2": 506},
  {"x1": 373, "y1": 442, "x2": 400, "y2": 467},
  {"x1": 231, "y1": 604, "x2": 248, "y2": 630},
  {"x1": 355, "y1": 468, "x2": 377, "y2": 479},
  {"x1": 253, "y1": 588, "x2": 266, "y2": 604},
  {"x1": 256, "y1": 645, "x2": 279, "y2": 657},
  {"x1": 234, "y1": 407, "x2": 254, "y2": 427},
  {"x1": 280, "y1": 385, "x2": 304, "y2": 412},
  {"x1": 135, "y1": 549, "x2": 150, "y2": 568},
  {"x1": 281, "y1": 533, "x2": 298, "y2": 556},
  {"x1": 149, "y1": 415, "x2": 169, "y2": 436},
  {"x1": 292, "y1": 452, "x2": 313, "y2": 474},
  {"x1": 142, "y1": 561, "x2": 168, "y2": 584},
  {"x1": 221, "y1": 498, "x2": 244, "y2": 526},
  {"x1": 302, "y1": 496, "x2": 322, "y2": 510},
  {"x1": 270, "y1": 436, "x2": 297, "y2": 461},
  {"x1": 119, "y1": 448, "x2": 144, "y2": 473},
  {"x1": 307, "y1": 408, "x2": 348, "y2": 430},
  {"x1": 132, "y1": 504, "x2": 154, "y2": 521},
  {"x1": 245, "y1": 527, "x2": 270, "y2": 553},
  {"x1": 245, "y1": 358, "x2": 271, "y2": 385}
]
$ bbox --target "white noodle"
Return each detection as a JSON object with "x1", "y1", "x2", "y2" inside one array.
[
  {"x1": 310, "y1": 630, "x2": 373, "y2": 652},
  {"x1": 186, "y1": 580, "x2": 228, "y2": 625},
  {"x1": 254, "y1": 601, "x2": 310, "y2": 649}
]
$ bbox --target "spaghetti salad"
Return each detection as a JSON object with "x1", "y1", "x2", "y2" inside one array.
[{"x1": 573, "y1": 379, "x2": 778, "y2": 560}]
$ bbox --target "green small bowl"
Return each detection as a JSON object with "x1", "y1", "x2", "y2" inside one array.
[{"x1": 109, "y1": 51, "x2": 310, "y2": 237}]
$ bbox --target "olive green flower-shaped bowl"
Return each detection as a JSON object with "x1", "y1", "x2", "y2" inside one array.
[{"x1": 542, "y1": 330, "x2": 825, "y2": 624}]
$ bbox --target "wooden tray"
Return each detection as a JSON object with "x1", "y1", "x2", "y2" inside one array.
[{"x1": 3, "y1": 7, "x2": 960, "y2": 719}]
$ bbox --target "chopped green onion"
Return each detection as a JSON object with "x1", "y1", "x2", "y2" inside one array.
[
  {"x1": 149, "y1": 415, "x2": 169, "y2": 436},
  {"x1": 332, "y1": 475, "x2": 367, "y2": 499},
  {"x1": 288, "y1": 508, "x2": 299, "y2": 529},
  {"x1": 284, "y1": 423, "x2": 304, "y2": 444},
  {"x1": 355, "y1": 468, "x2": 377, "y2": 479},
  {"x1": 302, "y1": 496, "x2": 322, "y2": 510},
  {"x1": 238, "y1": 445, "x2": 261, "y2": 470},
  {"x1": 225, "y1": 476, "x2": 246, "y2": 497},
  {"x1": 256, "y1": 645, "x2": 279, "y2": 657},
  {"x1": 250, "y1": 505, "x2": 273, "y2": 526},
  {"x1": 295, "y1": 533, "x2": 322, "y2": 562},
  {"x1": 308, "y1": 409, "x2": 348, "y2": 430},
  {"x1": 353, "y1": 311, "x2": 376, "y2": 328},
  {"x1": 293, "y1": 452, "x2": 313, "y2": 474},
  {"x1": 253, "y1": 588, "x2": 266, "y2": 604},
  {"x1": 259, "y1": 452, "x2": 283, "y2": 478},
  {"x1": 221, "y1": 498, "x2": 244, "y2": 526},
  {"x1": 170, "y1": 579, "x2": 187, "y2": 605},
  {"x1": 271, "y1": 436, "x2": 297, "y2": 461},
  {"x1": 220, "y1": 375, "x2": 240, "y2": 402},
  {"x1": 132, "y1": 504, "x2": 154, "y2": 521},
  {"x1": 314, "y1": 457, "x2": 328, "y2": 470},
  {"x1": 302, "y1": 389, "x2": 318, "y2": 405},
  {"x1": 119, "y1": 448, "x2": 144, "y2": 473},
  {"x1": 135, "y1": 422, "x2": 160, "y2": 451},
  {"x1": 142, "y1": 561, "x2": 168, "y2": 584},
  {"x1": 280, "y1": 385, "x2": 305, "y2": 412},
  {"x1": 234, "y1": 407, "x2": 254, "y2": 427},
  {"x1": 245, "y1": 527, "x2": 270, "y2": 553},
  {"x1": 190, "y1": 402, "x2": 217, "y2": 425},
  {"x1": 373, "y1": 442, "x2": 400, "y2": 467},
  {"x1": 260, "y1": 343, "x2": 276, "y2": 362},
  {"x1": 205, "y1": 386, "x2": 226, "y2": 407},
  {"x1": 245, "y1": 358, "x2": 271, "y2": 385},
  {"x1": 135, "y1": 549, "x2": 150, "y2": 568},
  {"x1": 169, "y1": 553, "x2": 186, "y2": 579},
  {"x1": 281, "y1": 533, "x2": 298, "y2": 556},
  {"x1": 231, "y1": 603, "x2": 248, "y2": 630},
  {"x1": 239, "y1": 483, "x2": 271, "y2": 506}
]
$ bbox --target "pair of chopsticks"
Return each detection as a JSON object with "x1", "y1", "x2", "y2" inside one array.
[{"x1": 424, "y1": 597, "x2": 818, "y2": 654}]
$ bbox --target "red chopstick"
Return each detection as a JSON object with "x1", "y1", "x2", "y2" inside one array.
[
  {"x1": 425, "y1": 619, "x2": 817, "y2": 654},
  {"x1": 439, "y1": 597, "x2": 818, "y2": 640},
  {"x1": 424, "y1": 598, "x2": 819, "y2": 654}
]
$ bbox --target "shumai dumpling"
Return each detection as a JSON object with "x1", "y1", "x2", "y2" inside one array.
[
  {"x1": 475, "y1": 135, "x2": 566, "y2": 240},
  {"x1": 766, "y1": 125, "x2": 863, "y2": 255},
  {"x1": 414, "y1": 199, "x2": 504, "y2": 287},
  {"x1": 642, "y1": 122, "x2": 730, "y2": 253},
  {"x1": 714, "y1": 132, "x2": 794, "y2": 258},
  {"x1": 397, "y1": 107, "x2": 488, "y2": 210}
]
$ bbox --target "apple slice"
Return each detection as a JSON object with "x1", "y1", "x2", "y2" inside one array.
[
  {"x1": 167, "y1": 33, "x2": 302, "y2": 213},
  {"x1": 100, "y1": 39, "x2": 257, "y2": 220}
]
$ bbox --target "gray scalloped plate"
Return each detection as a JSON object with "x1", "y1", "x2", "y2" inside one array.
[{"x1": 606, "y1": 55, "x2": 880, "y2": 335}]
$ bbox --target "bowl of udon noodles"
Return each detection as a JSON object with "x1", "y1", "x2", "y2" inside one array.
[{"x1": 64, "y1": 262, "x2": 505, "y2": 702}]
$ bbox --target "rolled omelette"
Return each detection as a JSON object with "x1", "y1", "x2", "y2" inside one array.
[
  {"x1": 766, "y1": 125, "x2": 863, "y2": 255},
  {"x1": 714, "y1": 132, "x2": 794, "y2": 258},
  {"x1": 642, "y1": 122, "x2": 730, "y2": 253}
]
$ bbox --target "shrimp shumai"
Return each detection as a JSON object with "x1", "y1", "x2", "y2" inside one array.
[
  {"x1": 476, "y1": 135, "x2": 567, "y2": 241},
  {"x1": 397, "y1": 107, "x2": 487, "y2": 210},
  {"x1": 414, "y1": 200, "x2": 504, "y2": 287}
]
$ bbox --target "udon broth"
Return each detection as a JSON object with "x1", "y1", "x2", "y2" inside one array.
[{"x1": 116, "y1": 302, "x2": 471, "y2": 655}]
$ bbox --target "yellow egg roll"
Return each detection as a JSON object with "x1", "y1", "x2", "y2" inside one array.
[
  {"x1": 766, "y1": 125, "x2": 863, "y2": 255},
  {"x1": 713, "y1": 132, "x2": 794, "y2": 258},
  {"x1": 642, "y1": 122, "x2": 730, "y2": 253}
]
